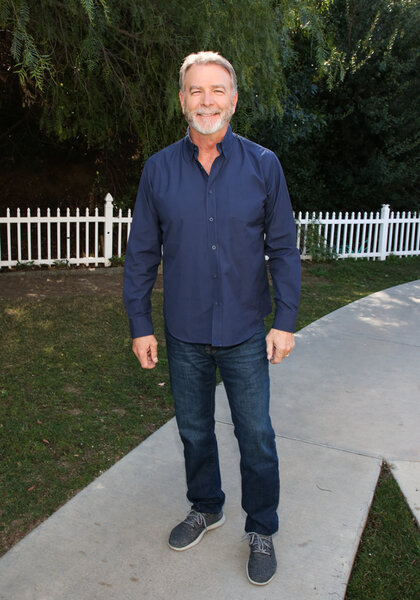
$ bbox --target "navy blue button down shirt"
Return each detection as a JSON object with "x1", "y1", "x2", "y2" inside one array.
[{"x1": 123, "y1": 126, "x2": 301, "y2": 346}]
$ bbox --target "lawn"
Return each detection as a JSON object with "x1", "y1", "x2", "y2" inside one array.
[{"x1": 1, "y1": 256, "x2": 419, "y2": 596}]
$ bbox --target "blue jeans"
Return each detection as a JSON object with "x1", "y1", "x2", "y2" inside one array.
[{"x1": 165, "y1": 323, "x2": 279, "y2": 535}]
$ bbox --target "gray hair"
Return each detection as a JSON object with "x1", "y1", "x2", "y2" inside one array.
[{"x1": 179, "y1": 51, "x2": 237, "y2": 95}]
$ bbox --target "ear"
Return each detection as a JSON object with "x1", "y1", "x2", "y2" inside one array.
[
  {"x1": 179, "y1": 90, "x2": 185, "y2": 112},
  {"x1": 231, "y1": 92, "x2": 238, "y2": 114}
]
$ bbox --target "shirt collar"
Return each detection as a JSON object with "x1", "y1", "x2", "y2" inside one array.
[{"x1": 184, "y1": 125, "x2": 235, "y2": 160}]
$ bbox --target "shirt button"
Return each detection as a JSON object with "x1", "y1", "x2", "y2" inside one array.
[
  {"x1": 212, "y1": 245, "x2": 216, "y2": 250},
  {"x1": 209, "y1": 217, "x2": 214, "y2": 222},
  {"x1": 209, "y1": 189, "x2": 213, "y2": 194},
  {"x1": 213, "y1": 274, "x2": 217, "y2": 278}
]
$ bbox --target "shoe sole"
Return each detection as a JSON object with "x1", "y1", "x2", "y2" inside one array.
[
  {"x1": 168, "y1": 513, "x2": 226, "y2": 552},
  {"x1": 246, "y1": 563, "x2": 276, "y2": 586}
]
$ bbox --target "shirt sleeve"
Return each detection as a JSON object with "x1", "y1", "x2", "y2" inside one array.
[
  {"x1": 263, "y1": 151, "x2": 301, "y2": 333},
  {"x1": 123, "y1": 160, "x2": 162, "y2": 339}
]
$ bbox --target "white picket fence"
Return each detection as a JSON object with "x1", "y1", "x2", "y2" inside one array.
[
  {"x1": 0, "y1": 196, "x2": 419, "y2": 269},
  {"x1": 0, "y1": 194, "x2": 131, "y2": 269},
  {"x1": 296, "y1": 204, "x2": 420, "y2": 260}
]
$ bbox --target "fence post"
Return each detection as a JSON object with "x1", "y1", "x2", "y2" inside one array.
[
  {"x1": 104, "y1": 193, "x2": 114, "y2": 266},
  {"x1": 378, "y1": 204, "x2": 390, "y2": 261}
]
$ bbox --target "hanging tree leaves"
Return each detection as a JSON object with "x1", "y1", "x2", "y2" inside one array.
[
  {"x1": 1, "y1": 0, "x2": 296, "y2": 154},
  {"x1": 0, "y1": 0, "x2": 418, "y2": 211}
]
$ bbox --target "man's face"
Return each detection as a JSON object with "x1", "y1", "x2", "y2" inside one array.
[{"x1": 179, "y1": 63, "x2": 238, "y2": 136}]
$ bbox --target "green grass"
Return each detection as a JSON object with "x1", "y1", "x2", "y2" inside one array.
[
  {"x1": 0, "y1": 290, "x2": 173, "y2": 550},
  {"x1": 1, "y1": 256, "x2": 419, "y2": 595},
  {"x1": 346, "y1": 464, "x2": 420, "y2": 600}
]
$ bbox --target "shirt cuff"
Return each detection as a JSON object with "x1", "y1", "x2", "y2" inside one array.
[
  {"x1": 129, "y1": 315, "x2": 154, "y2": 339},
  {"x1": 272, "y1": 308, "x2": 298, "y2": 333}
]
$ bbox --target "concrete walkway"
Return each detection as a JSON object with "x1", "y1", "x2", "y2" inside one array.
[{"x1": 1, "y1": 280, "x2": 419, "y2": 600}]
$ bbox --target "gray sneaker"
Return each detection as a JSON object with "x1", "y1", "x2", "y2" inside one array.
[
  {"x1": 168, "y1": 509, "x2": 225, "y2": 551},
  {"x1": 246, "y1": 532, "x2": 277, "y2": 585}
]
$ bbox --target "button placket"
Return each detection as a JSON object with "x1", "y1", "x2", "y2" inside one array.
[
  {"x1": 207, "y1": 179, "x2": 217, "y2": 254},
  {"x1": 207, "y1": 157, "x2": 225, "y2": 346}
]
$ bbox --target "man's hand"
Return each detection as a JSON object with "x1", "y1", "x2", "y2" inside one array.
[
  {"x1": 266, "y1": 328, "x2": 295, "y2": 364},
  {"x1": 132, "y1": 335, "x2": 159, "y2": 369}
]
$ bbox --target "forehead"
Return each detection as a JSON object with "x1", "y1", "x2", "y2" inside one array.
[{"x1": 184, "y1": 63, "x2": 232, "y2": 90}]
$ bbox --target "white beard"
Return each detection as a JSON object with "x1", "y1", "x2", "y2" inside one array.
[{"x1": 183, "y1": 102, "x2": 235, "y2": 135}]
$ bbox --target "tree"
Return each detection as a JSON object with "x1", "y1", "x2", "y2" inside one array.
[
  {"x1": 1, "y1": 0, "x2": 297, "y2": 205},
  {"x1": 318, "y1": 0, "x2": 420, "y2": 211},
  {"x1": 1, "y1": 0, "x2": 337, "y2": 206},
  {"x1": 1, "y1": 1, "x2": 287, "y2": 150},
  {"x1": 1, "y1": 0, "x2": 418, "y2": 211},
  {"x1": 259, "y1": 0, "x2": 420, "y2": 212}
]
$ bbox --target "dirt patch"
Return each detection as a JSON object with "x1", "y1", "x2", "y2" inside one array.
[
  {"x1": 0, "y1": 262, "x2": 320, "y2": 301},
  {"x1": 0, "y1": 516, "x2": 48, "y2": 558},
  {"x1": 0, "y1": 267, "x2": 163, "y2": 300}
]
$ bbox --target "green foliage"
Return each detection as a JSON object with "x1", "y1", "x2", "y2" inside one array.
[
  {"x1": 0, "y1": 0, "x2": 289, "y2": 157},
  {"x1": 14, "y1": 259, "x2": 34, "y2": 269},
  {"x1": 52, "y1": 259, "x2": 70, "y2": 269},
  {"x1": 317, "y1": 0, "x2": 420, "y2": 212},
  {"x1": 300, "y1": 219, "x2": 338, "y2": 261},
  {"x1": 108, "y1": 254, "x2": 125, "y2": 267},
  {"x1": 0, "y1": 0, "x2": 418, "y2": 212},
  {"x1": 2, "y1": 0, "x2": 54, "y2": 94},
  {"x1": 264, "y1": 0, "x2": 420, "y2": 212}
]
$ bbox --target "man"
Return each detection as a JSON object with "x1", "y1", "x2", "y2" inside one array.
[{"x1": 123, "y1": 51, "x2": 301, "y2": 586}]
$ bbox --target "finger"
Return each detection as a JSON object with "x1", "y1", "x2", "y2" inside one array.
[
  {"x1": 149, "y1": 341, "x2": 158, "y2": 365},
  {"x1": 139, "y1": 347, "x2": 152, "y2": 369},
  {"x1": 270, "y1": 350, "x2": 283, "y2": 364},
  {"x1": 266, "y1": 336, "x2": 274, "y2": 361},
  {"x1": 289, "y1": 337, "x2": 295, "y2": 353},
  {"x1": 143, "y1": 346, "x2": 159, "y2": 369},
  {"x1": 135, "y1": 344, "x2": 154, "y2": 369},
  {"x1": 276, "y1": 346, "x2": 294, "y2": 363},
  {"x1": 132, "y1": 337, "x2": 158, "y2": 369},
  {"x1": 132, "y1": 345, "x2": 141, "y2": 362},
  {"x1": 271, "y1": 344, "x2": 291, "y2": 364}
]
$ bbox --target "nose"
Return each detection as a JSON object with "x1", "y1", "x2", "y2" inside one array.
[{"x1": 202, "y1": 90, "x2": 214, "y2": 106}]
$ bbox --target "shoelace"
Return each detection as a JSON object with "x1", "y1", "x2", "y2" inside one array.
[
  {"x1": 184, "y1": 510, "x2": 207, "y2": 529},
  {"x1": 244, "y1": 532, "x2": 272, "y2": 555}
]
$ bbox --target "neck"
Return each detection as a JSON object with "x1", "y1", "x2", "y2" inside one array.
[{"x1": 189, "y1": 124, "x2": 229, "y2": 153}]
